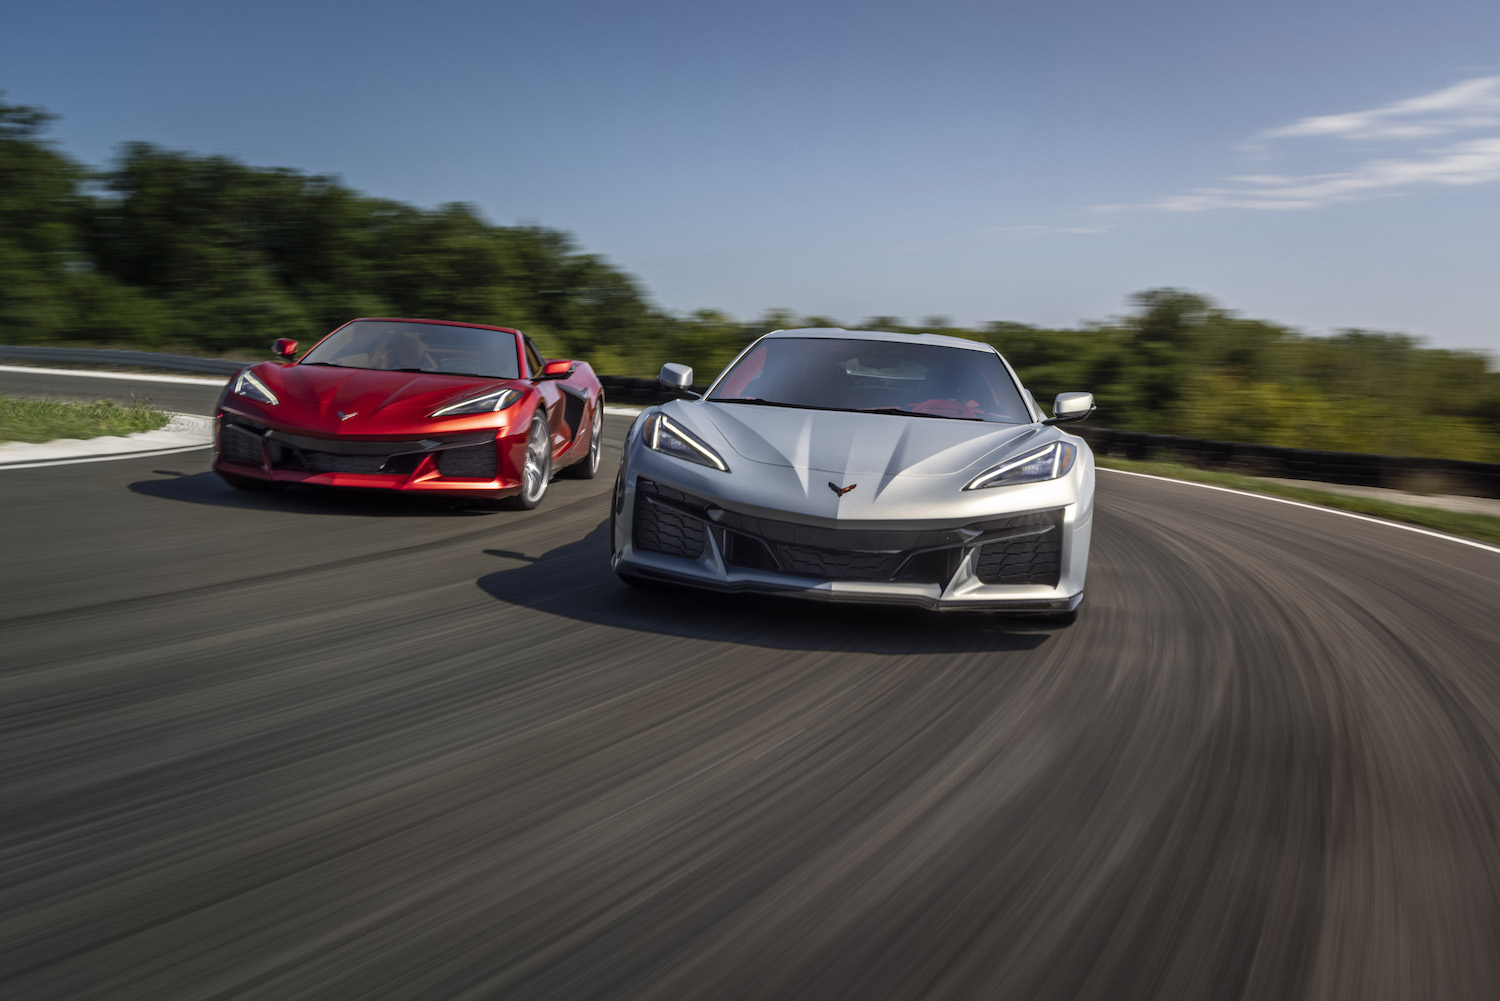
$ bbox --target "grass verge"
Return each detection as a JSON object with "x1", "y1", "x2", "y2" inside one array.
[
  {"x1": 0, "y1": 395, "x2": 170, "y2": 444},
  {"x1": 1096, "y1": 456, "x2": 1500, "y2": 547}
]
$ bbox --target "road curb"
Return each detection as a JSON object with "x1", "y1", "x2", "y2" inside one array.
[{"x1": 0, "y1": 413, "x2": 214, "y2": 470}]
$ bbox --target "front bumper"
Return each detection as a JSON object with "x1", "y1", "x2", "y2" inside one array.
[
  {"x1": 212, "y1": 410, "x2": 527, "y2": 497},
  {"x1": 611, "y1": 469, "x2": 1092, "y2": 612}
]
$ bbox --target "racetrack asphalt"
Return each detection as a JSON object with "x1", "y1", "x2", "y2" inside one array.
[{"x1": 3, "y1": 374, "x2": 1500, "y2": 1000}]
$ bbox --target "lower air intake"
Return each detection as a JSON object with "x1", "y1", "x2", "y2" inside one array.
[
  {"x1": 632, "y1": 480, "x2": 706, "y2": 558},
  {"x1": 436, "y1": 443, "x2": 497, "y2": 478},
  {"x1": 220, "y1": 422, "x2": 266, "y2": 466},
  {"x1": 975, "y1": 511, "x2": 1063, "y2": 585}
]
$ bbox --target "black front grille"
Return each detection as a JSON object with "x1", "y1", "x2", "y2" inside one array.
[
  {"x1": 631, "y1": 477, "x2": 1059, "y2": 588},
  {"x1": 975, "y1": 511, "x2": 1063, "y2": 585},
  {"x1": 234, "y1": 423, "x2": 496, "y2": 477},
  {"x1": 269, "y1": 445, "x2": 388, "y2": 474},
  {"x1": 713, "y1": 504, "x2": 966, "y2": 585},
  {"x1": 773, "y1": 545, "x2": 905, "y2": 581},
  {"x1": 633, "y1": 482, "x2": 707, "y2": 558}
]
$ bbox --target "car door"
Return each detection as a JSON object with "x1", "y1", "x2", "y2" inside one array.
[{"x1": 524, "y1": 337, "x2": 569, "y2": 457}]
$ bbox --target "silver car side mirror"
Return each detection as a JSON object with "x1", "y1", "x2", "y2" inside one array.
[
  {"x1": 1044, "y1": 392, "x2": 1095, "y2": 425},
  {"x1": 659, "y1": 362, "x2": 697, "y2": 397}
]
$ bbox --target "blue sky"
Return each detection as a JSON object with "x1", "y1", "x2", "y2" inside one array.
[{"x1": 5, "y1": 0, "x2": 1498, "y2": 352}]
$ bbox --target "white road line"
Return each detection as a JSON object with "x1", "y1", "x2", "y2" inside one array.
[
  {"x1": 0, "y1": 364, "x2": 230, "y2": 385},
  {"x1": 1100, "y1": 467, "x2": 1500, "y2": 557}
]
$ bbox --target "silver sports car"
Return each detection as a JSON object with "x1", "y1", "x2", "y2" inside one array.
[{"x1": 610, "y1": 328, "x2": 1096, "y2": 619}]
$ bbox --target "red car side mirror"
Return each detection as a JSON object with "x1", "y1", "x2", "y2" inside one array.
[
  {"x1": 272, "y1": 338, "x2": 298, "y2": 360},
  {"x1": 537, "y1": 359, "x2": 575, "y2": 380}
]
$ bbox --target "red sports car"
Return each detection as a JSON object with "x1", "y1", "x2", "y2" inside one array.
[{"x1": 213, "y1": 318, "x2": 605, "y2": 508}]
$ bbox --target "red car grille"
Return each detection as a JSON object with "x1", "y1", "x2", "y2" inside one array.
[{"x1": 221, "y1": 414, "x2": 495, "y2": 477}]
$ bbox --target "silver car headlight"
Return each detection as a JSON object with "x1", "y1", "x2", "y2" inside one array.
[
  {"x1": 646, "y1": 413, "x2": 729, "y2": 471},
  {"x1": 965, "y1": 441, "x2": 1076, "y2": 490},
  {"x1": 232, "y1": 370, "x2": 279, "y2": 406},
  {"x1": 431, "y1": 388, "x2": 520, "y2": 418}
]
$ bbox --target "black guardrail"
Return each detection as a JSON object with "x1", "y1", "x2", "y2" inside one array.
[
  {"x1": 7, "y1": 346, "x2": 1498, "y2": 497},
  {"x1": 0, "y1": 345, "x2": 246, "y2": 376},
  {"x1": 1075, "y1": 426, "x2": 1500, "y2": 499}
]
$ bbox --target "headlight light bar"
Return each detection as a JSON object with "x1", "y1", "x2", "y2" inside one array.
[
  {"x1": 965, "y1": 441, "x2": 1076, "y2": 490},
  {"x1": 648, "y1": 413, "x2": 729, "y2": 471},
  {"x1": 232, "y1": 369, "x2": 279, "y2": 406},
  {"x1": 431, "y1": 388, "x2": 520, "y2": 418}
]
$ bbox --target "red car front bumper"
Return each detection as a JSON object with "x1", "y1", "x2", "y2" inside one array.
[{"x1": 212, "y1": 410, "x2": 531, "y2": 498}]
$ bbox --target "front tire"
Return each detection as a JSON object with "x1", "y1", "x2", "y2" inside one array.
[
  {"x1": 502, "y1": 414, "x2": 552, "y2": 510},
  {"x1": 560, "y1": 394, "x2": 604, "y2": 480}
]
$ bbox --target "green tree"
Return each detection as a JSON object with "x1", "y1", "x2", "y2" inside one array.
[{"x1": 0, "y1": 96, "x2": 88, "y2": 341}]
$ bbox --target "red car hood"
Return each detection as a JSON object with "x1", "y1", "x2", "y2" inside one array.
[{"x1": 240, "y1": 363, "x2": 522, "y2": 435}]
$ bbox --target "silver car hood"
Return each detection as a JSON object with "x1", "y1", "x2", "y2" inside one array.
[
  {"x1": 648, "y1": 400, "x2": 1084, "y2": 523},
  {"x1": 688, "y1": 400, "x2": 1040, "y2": 477}
]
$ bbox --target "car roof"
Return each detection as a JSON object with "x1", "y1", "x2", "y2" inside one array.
[{"x1": 760, "y1": 327, "x2": 997, "y2": 353}]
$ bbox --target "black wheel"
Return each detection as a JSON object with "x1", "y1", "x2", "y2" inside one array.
[
  {"x1": 560, "y1": 395, "x2": 604, "y2": 479},
  {"x1": 502, "y1": 413, "x2": 552, "y2": 510},
  {"x1": 218, "y1": 471, "x2": 284, "y2": 492}
]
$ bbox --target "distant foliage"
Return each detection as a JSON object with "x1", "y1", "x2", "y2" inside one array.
[{"x1": 2, "y1": 97, "x2": 1497, "y2": 460}]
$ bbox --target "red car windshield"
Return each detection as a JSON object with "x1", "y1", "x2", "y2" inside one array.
[
  {"x1": 299, "y1": 320, "x2": 521, "y2": 380},
  {"x1": 709, "y1": 337, "x2": 1032, "y2": 423}
]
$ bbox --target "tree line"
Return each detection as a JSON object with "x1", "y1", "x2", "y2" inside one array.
[{"x1": 3, "y1": 96, "x2": 1497, "y2": 460}]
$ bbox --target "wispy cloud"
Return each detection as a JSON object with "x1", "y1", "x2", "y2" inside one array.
[
  {"x1": 1108, "y1": 76, "x2": 1500, "y2": 212},
  {"x1": 1126, "y1": 137, "x2": 1500, "y2": 212},
  {"x1": 1252, "y1": 75, "x2": 1500, "y2": 144}
]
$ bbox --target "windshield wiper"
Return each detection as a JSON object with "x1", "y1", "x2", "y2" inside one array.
[
  {"x1": 384, "y1": 368, "x2": 505, "y2": 378},
  {"x1": 298, "y1": 361, "x2": 344, "y2": 367},
  {"x1": 857, "y1": 407, "x2": 982, "y2": 421},
  {"x1": 711, "y1": 398, "x2": 845, "y2": 411}
]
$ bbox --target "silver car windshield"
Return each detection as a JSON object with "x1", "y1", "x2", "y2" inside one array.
[
  {"x1": 298, "y1": 320, "x2": 521, "y2": 379},
  {"x1": 707, "y1": 337, "x2": 1031, "y2": 423}
]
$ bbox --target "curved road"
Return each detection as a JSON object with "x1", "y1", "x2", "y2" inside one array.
[{"x1": 2, "y1": 371, "x2": 1499, "y2": 1000}]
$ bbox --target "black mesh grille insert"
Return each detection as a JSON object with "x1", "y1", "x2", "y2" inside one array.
[
  {"x1": 773, "y1": 545, "x2": 905, "y2": 581},
  {"x1": 219, "y1": 421, "x2": 265, "y2": 466},
  {"x1": 436, "y1": 443, "x2": 497, "y2": 478},
  {"x1": 271, "y1": 446, "x2": 389, "y2": 474},
  {"x1": 975, "y1": 511, "x2": 1063, "y2": 585},
  {"x1": 632, "y1": 481, "x2": 707, "y2": 558}
]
